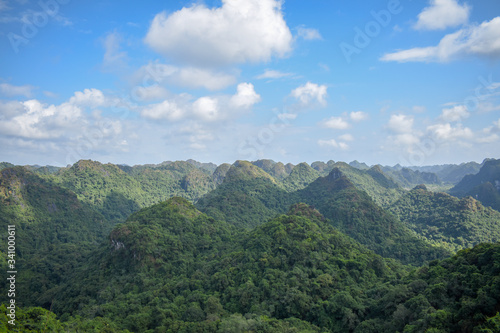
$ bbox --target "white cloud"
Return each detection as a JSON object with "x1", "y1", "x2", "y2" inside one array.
[
  {"x1": 291, "y1": 82, "x2": 327, "y2": 108},
  {"x1": 339, "y1": 134, "x2": 354, "y2": 141},
  {"x1": 0, "y1": 99, "x2": 83, "y2": 139},
  {"x1": 387, "y1": 114, "x2": 414, "y2": 133},
  {"x1": 476, "y1": 102, "x2": 500, "y2": 113},
  {"x1": 427, "y1": 123, "x2": 473, "y2": 141},
  {"x1": 193, "y1": 97, "x2": 219, "y2": 122},
  {"x1": 322, "y1": 117, "x2": 350, "y2": 130},
  {"x1": 297, "y1": 26, "x2": 322, "y2": 40},
  {"x1": 69, "y1": 88, "x2": 112, "y2": 108},
  {"x1": 256, "y1": 69, "x2": 293, "y2": 80},
  {"x1": 318, "y1": 139, "x2": 349, "y2": 150},
  {"x1": 414, "y1": 0, "x2": 470, "y2": 31},
  {"x1": 0, "y1": 83, "x2": 35, "y2": 98},
  {"x1": 144, "y1": 0, "x2": 293, "y2": 66},
  {"x1": 350, "y1": 111, "x2": 368, "y2": 122},
  {"x1": 229, "y1": 83, "x2": 261, "y2": 109},
  {"x1": 133, "y1": 85, "x2": 170, "y2": 102},
  {"x1": 134, "y1": 62, "x2": 236, "y2": 91},
  {"x1": 141, "y1": 100, "x2": 183, "y2": 121},
  {"x1": 440, "y1": 105, "x2": 469, "y2": 122},
  {"x1": 139, "y1": 82, "x2": 260, "y2": 122},
  {"x1": 102, "y1": 31, "x2": 128, "y2": 70},
  {"x1": 381, "y1": 17, "x2": 500, "y2": 62}
]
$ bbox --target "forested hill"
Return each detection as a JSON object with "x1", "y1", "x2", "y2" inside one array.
[{"x1": 1, "y1": 158, "x2": 500, "y2": 332}]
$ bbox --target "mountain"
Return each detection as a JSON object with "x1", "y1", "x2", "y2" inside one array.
[
  {"x1": 349, "y1": 160, "x2": 370, "y2": 170},
  {"x1": 389, "y1": 185, "x2": 500, "y2": 252},
  {"x1": 281, "y1": 162, "x2": 320, "y2": 191},
  {"x1": 196, "y1": 161, "x2": 289, "y2": 228},
  {"x1": 450, "y1": 158, "x2": 500, "y2": 211},
  {"x1": 381, "y1": 167, "x2": 440, "y2": 188},
  {"x1": 0, "y1": 166, "x2": 109, "y2": 307},
  {"x1": 49, "y1": 199, "x2": 403, "y2": 333},
  {"x1": 310, "y1": 160, "x2": 336, "y2": 175},
  {"x1": 361, "y1": 243, "x2": 500, "y2": 332},
  {"x1": 331, "y1": 163, "x2": 404, "y2": 208},
  {"x1": 296, "y1": 169, "x2": 450, "y2": 265},
  {"x1": 251, "y1": 159, "x2": 291, "y2": 180}
]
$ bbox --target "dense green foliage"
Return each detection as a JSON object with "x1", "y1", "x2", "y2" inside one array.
[
  {"x1": 361, "y1": 243, "x2": 500, "y2": 332},
  {"x1": 389, "y1": 185, "x2": 500, "y2": 252},
  {"x1": 296, "y1": 171, "x2": 450, "y2": 265},
  {"x1": 0, "y1": 167, "x2": 110, "y2": 308},
  {"x1": 2, "y1": 158, "x2": 500, "y2": 332}
]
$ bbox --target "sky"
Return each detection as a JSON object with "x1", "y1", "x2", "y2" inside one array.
[{"x1": 0, "y1": 0, "x2": 499, "y2": 167}]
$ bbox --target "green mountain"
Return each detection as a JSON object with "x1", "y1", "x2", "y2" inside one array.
[
  {"x1": 281, "y1": 162, "x2": 320, "y2": 191},
  {"x1": 48, "y1": 199, "x2": 404, "y2": 332},
  {"x1": 389, "y1": 185, "x2": 500, "y2": 252},
  {"x1": 196, "y1": 161, "x2": 289, "y2": 229},
  {"x1": 296, "y1": 169, "x2": 450, "y2": 266},
  {"x1": 0, "y1": 166, "x2": 110, "y2": 308},
  {"x1": 381, "y1": 167, "x2": 440, "y2": 188},
  {"x1": 252, "y1": 159, "x2": 291, "y2": 180},
  {"x1": 450, "y1": 159, "x2": 500, "y2": 211},
  {"x1": 360, "y1": 243, "x2": 500, "y2": 332}
]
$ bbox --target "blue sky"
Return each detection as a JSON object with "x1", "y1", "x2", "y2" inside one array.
[{"x1": 0, "y1": 0, "x2": 499, "y2": 167}]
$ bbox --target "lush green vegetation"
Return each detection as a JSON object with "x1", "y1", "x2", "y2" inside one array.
[
  {"x1": 1, "y1": 158, "x2": 500, "y2": 332},
  {"x1": 389, "y1": 185, "x2": 500, "y2": 252}
]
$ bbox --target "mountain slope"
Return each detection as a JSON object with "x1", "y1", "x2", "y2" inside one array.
[
  {"x1": 450, "y1": 159, "x2": 500, "y2": 211},
  {"x1": 0, "y1": 166, "x2": 109, "y2": 308},
  {"x1": 389, "y1": 185, "x2": 500, "y2": 252},
  {"x1": 51, "y1": 199, "x2": 404, "y2": 333},
  {"x1": 296, "y1": 169, "x2": 451, "y2": 265},
  {"x1": 196, "y1": 161, "x2": 289, "y2": 228}
]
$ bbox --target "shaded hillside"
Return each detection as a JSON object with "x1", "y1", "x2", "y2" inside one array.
[
  {"x1": 389, "y1": 185, "x2": 500, "y2": 252},
  {"x1": 381, "y1": 167, "x2": 440, "y2": 188},
  {"x1": 450, "y1": 159, "x2": 500, "y2": 211},
  {"x1": 0, "y1": 167, "x2": 109, "y2": 307},
  {"x1": 296, "y1": 169, "x2": 450, "y2": 266},
  {"x1": 50, "y1": 199, "x2": 403, "y2": 333},
  {"x1": 360, "y1": 243, "x2": 500, "y2": 332}
]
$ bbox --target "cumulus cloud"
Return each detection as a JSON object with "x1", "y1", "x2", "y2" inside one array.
[
  {"x1": 381, "y1": 17, "x2": 500, "y2": 62},
  {"x1": 440, "y1": 105, "x2": 469, "y2": 122},
  {"x1": 339, "y1": 134, "x2": 354, "y2": 141},
  {"x1": 141, "y1": 100, "x2": 183, "y2": 121},
  {"x1": 140, "y1": 82, "x2": 260, "y2": 122},
  {"x1": 386, "y1": 114, "x2": 421, "y2": 147},
  {"x1": 387, "y1": 114, "x2": 414, "y2": 133},
  {"x1": 133, "y1": 62, "x2": 237, "y2": 92},
  {"x1": 69, "y1": 88, "x2": 116, "y2": 108},
  {"x1": 427, "y1": 123, "x2": 473, "y2": 141},
  {"x1": 144, "y1": 0, "x2": 293, "y2": 66},
  {"x1": 256, "y1": 69, "x2": 293, "y2": 80},
  {"x1": 230, "y1": 83, "x2": 261, "y2": 109},
  {"x1": 0, "y1": 82, "x2": 35, "y2": 98},
  {"x1": 350, "y1": 111, "x2": 368, "y2": 122},
  {"x1": 318, "y1": 139, "x2": 349, "y2": 150},
  {"x1": 414, "y1": 0, "x2": 470, "y2": 31},
  {"x1": 297, "y1": 26, "x2": 322, "y2": 40},
  {"x1": 321, "y1": 117, "x2": 350, "y2": 130},
  {"x1": 132, "y1": 85, "x2": 170, "y2": 102},
  {"x1": 291, "y1": 82, "x2": 327, "y2": 108}
]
